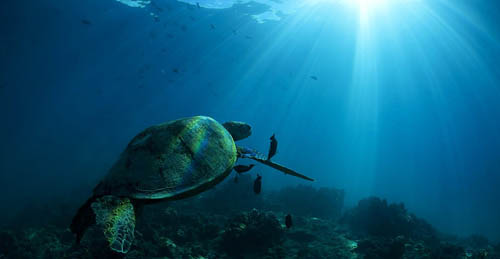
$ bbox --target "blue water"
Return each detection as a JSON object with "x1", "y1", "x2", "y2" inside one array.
[{"x1": 0, "y1": 0, "x2": 499, "y2": 242}]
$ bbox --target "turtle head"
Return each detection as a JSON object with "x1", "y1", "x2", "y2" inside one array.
[{"x1": 223, "y1": 121, "x2": 252, "y2": 141}]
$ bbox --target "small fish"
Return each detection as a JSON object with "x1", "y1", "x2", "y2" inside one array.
[
  {"x1": 210, "y1": 24, "x2": 215, "y2": 30},
  {"x1": 233, "y1": 164, "x2": 255, "y2": 173},
  {"x1": 197, "y1": 2, "x2": 201, "y2": 8},
  {"x1": 151, "y1": 2, "x2": 164, "y2": 13},
  {"x1": 267, "y1": 134, "x2": 277, "y2": 161},
  {"x1": 310, "y1": 76, "x2": 318, "y2": 80},
  {"x1": 81, "y1": 19, "x2": 92, "y2": 25},
  {"x1": 245, "y1": 35, "x2": 253, "y2": 39},
  {"x1": 285, "y1": 214, "x2": 293, "y2": 229},
  {"x1": 172, "y1": 68, "x2": 179, "y2": 73},
  {"x1": 253, "y1": 174, "x2": 262, "y2": 194}
]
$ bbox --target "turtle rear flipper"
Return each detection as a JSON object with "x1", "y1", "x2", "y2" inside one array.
[
  {"x1": 91, "y1": 195, "x2": 136, "y2": 253},
  {"x1": 71, "y1": 196, "x2": 97, "y2": 244}
]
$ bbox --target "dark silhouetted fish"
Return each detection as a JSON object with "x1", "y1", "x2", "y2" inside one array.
[
  {"x1": 285, "y1": 214, "x2": 293, "y2": 229},
  {"x1": 234, "y1": 164, "x2": 255, "y2": 173},
  {"x1": 234, "y1": 175, "x2": 238, "y2": 183},
  {"x1": 197, "y1": 2, "x2": 201, "y2": 8},
  {"x1": 81, "y1": 19, "x2": 92, "y2": 25},
  {"x1": 210, "y1": 24, "x2": 215, "y2": 30},
  {"x1": 253, "y1": 174, "x2": 262, "y2": 194},
  {"x1": 310, "y1": 76, "x2": 318, "y2": 80},
  {"x1": 151, "y1": 1, "x2": 164, "y2": 12},
  {"x1": 172, "y1": 68, "x2": 179, "y2": 73},
  {"x1": 267, "y1": 134, "x2": 277, "y2": 161}
]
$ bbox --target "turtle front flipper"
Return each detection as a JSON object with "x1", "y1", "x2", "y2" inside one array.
[
  {"x1": 237, "y1": 146, "x2": 315, "y2": 181},
  {"x1": 91, "y1": 195, "x2": 136, "y2": 253},
  {"x1": 252, "y1": 158, "x2": 314, "y2": 181}
]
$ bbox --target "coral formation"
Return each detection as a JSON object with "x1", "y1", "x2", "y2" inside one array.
[
  {"x1": 342, "y1": 197, "x2": 421, "y2": 238},
  {"x1": 1, "y1": 186, "x2": 499, "y2": 259},
  {"x1": 355, "y1": 236, "x2": 406, "y2": 259},
  {"x1": 221, "y1": 209, "x2": 284, "y2": 257}
]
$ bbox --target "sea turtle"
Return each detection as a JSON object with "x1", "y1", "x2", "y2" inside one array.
[{"x1": 70, "y1": 116, "x2": 313, "y2": 253}]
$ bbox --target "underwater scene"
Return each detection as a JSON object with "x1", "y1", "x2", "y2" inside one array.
[{"x1": 1, "y1": 0, "x2": 500, "y2": 258}]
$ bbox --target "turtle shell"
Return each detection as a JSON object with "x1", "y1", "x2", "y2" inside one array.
[{"x1": 94, "y1": 116, "x2": 237, "y2": 200}]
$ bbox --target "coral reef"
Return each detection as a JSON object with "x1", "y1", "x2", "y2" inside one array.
[
  {"x1": 355, "y1": 236, "x2": 406, "y2": 259},
  {"x1": 221, "y1": 209, "x2": 284, "y2": 257},
  {"x1": 0, "y1": 231, "x2": 16, "y2": 258},
  {"x1": 0, "y1": 226, "x2": 73, "y2": 259},
  {"x1": 341, "y1": 197, "x2": 424, "y2": 238},
  {"x1": 1, "y1": 186, "x2": 499, "y2": 259}
]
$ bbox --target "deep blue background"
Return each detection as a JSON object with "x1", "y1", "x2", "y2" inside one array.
[{"x1": 0, "y1": 0, "x2": 499, "y2": 240}]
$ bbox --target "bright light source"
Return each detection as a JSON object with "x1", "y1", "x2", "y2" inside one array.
[
  {"x1": 356, "y1": 0, "x2": 387, "y2": 9},
  {"x1": 338, "y1": 0, "x2": 389, "y2": 9},
  {"x1": 342, "y1": 0, "x2": 391, "y2": 25}
]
